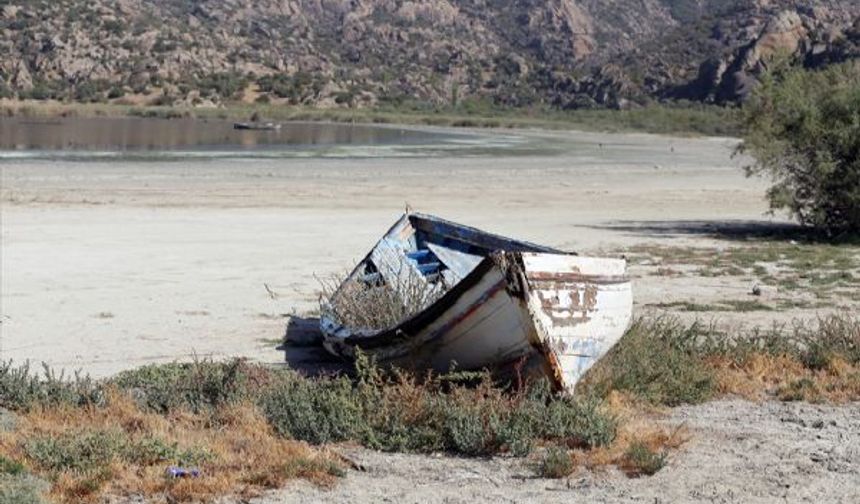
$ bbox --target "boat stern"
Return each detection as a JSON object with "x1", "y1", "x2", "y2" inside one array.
[{"x1": 519, "y1": 253, "x2": 633, "y2": 393}]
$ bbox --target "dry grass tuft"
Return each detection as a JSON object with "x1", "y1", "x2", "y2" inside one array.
[
  {"x1": 711, "y1": 354, "x2": 860, "y2": 403},
  {"x1": 0, "y1": 391, "x2": 341, "y2": 503},
  {"x1": 318, "y1": 265, "x2": 447, "y2": 332}
]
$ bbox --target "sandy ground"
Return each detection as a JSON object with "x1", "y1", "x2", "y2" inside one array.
[
  {"x1": 1, "y1": 127, "x2": 776, "y2": 377},
  {"x1": 2, "y1": 125, "x2": 858, "y2": 503},
  {"x1": 259, "y1": 400, "x2": 860, "y2": 504}
]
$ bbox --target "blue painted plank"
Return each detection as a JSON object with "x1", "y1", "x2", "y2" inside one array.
[
  {"x1": 406, "y1": 250, "x2": 432, "y2": 261},
  {"x1": 417, "y1": 262, "x2": 441, "y2": 274}
]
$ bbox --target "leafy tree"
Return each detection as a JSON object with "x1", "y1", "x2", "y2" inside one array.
[{"x1": 740, "y1": 61, "x2": 860, "y2": 235}]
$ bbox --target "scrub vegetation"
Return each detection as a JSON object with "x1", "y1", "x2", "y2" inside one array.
[
  {"x1": 0, "y1": 356, "x2": 620, "y2": 502},
  {"x1": 1, "y1": 313, "x2": 857, "y2": 501},
  {"x1": 581, "y1": 316, "x2": 860, "y2": 405}
]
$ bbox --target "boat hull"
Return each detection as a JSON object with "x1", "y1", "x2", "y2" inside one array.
[
  {"x1": 322, "y1": 251, "x2": 632, "y2": 393},
  {"x1": 233, "y1": 122, "x2": 281, "y2": 130}
]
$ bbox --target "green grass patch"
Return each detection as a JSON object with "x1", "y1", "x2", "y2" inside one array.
[
  {"x1": 630, "y1": 241, "x2": 860, "y2": 306},
  {"x1": 0, "y1": 361, "x2": 102, "y2": 412},
  {"x1": 0, "y1": 313, "x2": 856, "y2": 503},
  {"x1": 721, "y1": 300, "x2": 774, "y2": 312},
  {"x1": 649, "y1": 300, "x2": 773, "y2": 312},
  {"x1": 4, "y1": 358, "x2": 619, "y2": 460},
  {"x1": 0, "y1": 456, "x2": 26, "y2": 476},
  {"x1": 24, "y1": 430, "x2": 127, "y2": 474}
]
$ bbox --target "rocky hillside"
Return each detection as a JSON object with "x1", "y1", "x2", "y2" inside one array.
[{"x1": 1, "y1": 0, "x2": 858, "y2": 109}]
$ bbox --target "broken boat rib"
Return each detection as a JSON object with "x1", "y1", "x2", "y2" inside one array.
[{"x1": 320, "y1": 212, "x2": 633, "y2": 393}]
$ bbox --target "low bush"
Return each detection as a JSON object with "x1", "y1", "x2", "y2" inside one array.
[
  {"x1": 260, "y1": 374, "x2": 363, "y2": 445},
  {"x1": 0, "y1": 455, "x2": 25, "y2": 476},
  {"x1": 0, "y1": 474, "x2": 49, "y2": 504},
  {"x1": 0, "y1": 361, "x2": 102, "y2": 411},
  {"x1": 110, "y1": 359, "x2": 251, "y2": 413},
  {"x1": 580, "y1": 319, "x2": 716, "y2": 406},
  {"x1": 538, "y1": 446, "x2": 575, "y2": 478},
  {"x1": 24, "y1": 430, "x2": 127, "y2": 473},
  {"x1": 621, "y1": 441, "x2": 667, "y2": 477}
]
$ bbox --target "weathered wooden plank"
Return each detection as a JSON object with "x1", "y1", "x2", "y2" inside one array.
[
  {"x1": 369, "y1": 238, "x2": 427, "y2": 291},
  {"x1": 427, "y1": 242, "x2": 483, "y2": 281},
  {"x1": 410, "y1": 213, "x2": 562, "y2": 254}
]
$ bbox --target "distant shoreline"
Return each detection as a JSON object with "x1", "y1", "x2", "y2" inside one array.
[{"x1": 0, "y1": 99, "x2": 740, "y2": 138}]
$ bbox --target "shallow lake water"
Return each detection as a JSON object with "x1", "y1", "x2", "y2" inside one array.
[{"x1": 0, "y1": 116, "x2": 549, "y2": 160}]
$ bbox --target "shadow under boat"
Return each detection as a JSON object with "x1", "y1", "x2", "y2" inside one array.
[{"x1": 280, "y1": 315, "x2": 351, "y2": 377}]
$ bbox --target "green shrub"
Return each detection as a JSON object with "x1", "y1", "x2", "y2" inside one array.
[
  {"x1": 19, "y1": 79, "x2": 65, "y2": 101},
  {"x1": 124, "y1": 437, "x2": 178, "y2": 465},
  {"x1": 439, "y1": 400, "x2": 490, "y2": 455},
  {"x1": 0, "y1": 455, "x2": 25, "y2": 476},
  {"x1": 741, "y1": 60, "x2": 860, "y2": 234},
  {"x1": 111, "y1": 359, "x2": 249, "y2": 413},
  {"x1": 0, "y1": 82, "x2": 13, "y2": 99},
  {"x1": 24, "y1": 430, "x2": 126, "y2": 473},
  {"x1": 195, "y1": 72, "x2": 247, "y2": 99},
  {"x1": 542, "y1": 397, "x2": 617, "y2": 448},
  {"x1": 622, "y1": 441, "x2": 666, "y2": 476},
  {"x1": 580, "y1": 319, "x2": 715, "y2": 406},
  {"x1": 802, "y1": 315, "x2": 860, "y2": 368},
  {"x1": 259, "y1": 374, "x2": 363, "y2": 445},
  {"x1": 0, "y1": 474, "x2": 49, "y2": 504},
  {"x1": 538, "y1": 446, "x2": 574, "y2": 478},
  {"x1": 493, "y1": 405, "x2": 539, "y2": 456},
  {"x1": 0, "y1": 361, "x2": 102, "y2": 411},
  {"x1": 107, "y1": 86, "x2": 125, "y2": 99},
  {"x1": 23, "y1": 429, "x2": 208, "y2": 476},
  {"x1": 123, "y1": 437, "x2": 211, "y2": 467},
  {"x1": 73, "y1": 80, "x2": 108, "y2": 103}
]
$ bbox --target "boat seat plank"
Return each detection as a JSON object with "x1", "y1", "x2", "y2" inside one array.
[
  {"x1": 406, "y1": 250, "x2": 432, "y2": 261},
  {"x1": 416, "y1": 262, "x2": 441, "y2": 275}
]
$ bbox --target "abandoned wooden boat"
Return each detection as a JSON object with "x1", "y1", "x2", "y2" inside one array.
[
  {"x1": 320, "y1": 213, "x2": 633, "y2": 393},
  {"x1": 233, "y1": 122, "x2": 281, "y2": 131}
]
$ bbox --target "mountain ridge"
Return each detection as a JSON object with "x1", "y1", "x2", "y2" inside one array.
[{"x1": 1, "y1": 0, "x2": 858, "y2": 109}]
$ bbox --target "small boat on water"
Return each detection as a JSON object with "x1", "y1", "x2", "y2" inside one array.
[
  {"x1": 320, "y1": 212, "x2": 633, "y2": 393},
  {"x1": 233, "y1": 122, "x2": 281, "y2": 131}
]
